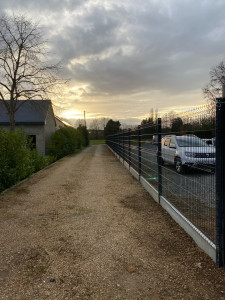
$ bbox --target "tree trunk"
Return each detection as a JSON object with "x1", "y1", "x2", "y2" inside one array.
[{"x1": 9, "y1": 112, "x2": 15, "y2": 132}]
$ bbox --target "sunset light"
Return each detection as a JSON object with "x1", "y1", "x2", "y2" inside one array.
[
  {"x1": 60, "y1": 109, "x2": 84, "y2": 120},
  {"x1": 1, "y1": 1, "x2": 225, "y2": 296}
]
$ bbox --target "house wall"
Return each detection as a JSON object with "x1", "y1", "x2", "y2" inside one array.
[
  {"x1": 55, "y1": 118, "x2": 66, "y2": 129},
  {"x1": 0, "y1": 103, "x2": 57, "y2": 155},
  {"x1": 0, "y1": 124, "x2": 46, "y2": 155},
  {"x1": 44, "y1": 107, "x2": 57, "y2": 153}
]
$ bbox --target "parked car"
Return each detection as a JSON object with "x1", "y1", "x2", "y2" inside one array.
[
  {"x1": 202, "y1": 138, "x2": 216, "y2": 147},
  {"x1": 152, "y1": 134, "x2": 165, "y2": 145},
  {"x1": 161, "y1": 135, "x2": 216, "y2": 174}
]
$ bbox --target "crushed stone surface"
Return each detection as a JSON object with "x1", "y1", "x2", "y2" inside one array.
[{"x1": 0, "y1": 145, "x2": 225, "y2": 299}]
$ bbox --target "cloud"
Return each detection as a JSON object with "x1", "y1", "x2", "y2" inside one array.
[
  {"x1": 1, "y1": 0, "x2": 225, "y2": 124},
  {"x1": 0, "y1": 0, "x2": 85, "y2": 13},
  {"x1": 49, "y1": 0, "x2": 225, "y2": 96}
]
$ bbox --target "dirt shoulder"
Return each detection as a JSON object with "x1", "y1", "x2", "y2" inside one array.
[{"x1": 0, "y1": 145, "x2": 225, "y2": 300}]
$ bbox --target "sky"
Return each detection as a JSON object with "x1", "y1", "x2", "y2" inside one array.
[{"x1": 1, "y1": 0, "x2": 225, "y2": 126}]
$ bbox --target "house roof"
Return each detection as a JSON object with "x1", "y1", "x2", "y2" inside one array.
[
  {"x1": 55, "y1": 116, "x2": 73, "y2": 128},
  {"x1": 0, "y1": 100, "x2": 52, "y2": 125}
]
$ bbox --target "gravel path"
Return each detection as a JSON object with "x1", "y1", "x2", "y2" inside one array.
[{"x1": 0, "y1": 145, "x2": 225, "y2": 299}]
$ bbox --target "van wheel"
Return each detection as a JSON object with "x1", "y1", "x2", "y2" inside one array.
[{"x1": 175, "y1": 159, "x2": 185, "y2": 174}]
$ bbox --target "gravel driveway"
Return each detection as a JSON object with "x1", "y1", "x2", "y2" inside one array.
[{"x1": 0, "y1": 145, "x2": 225, "y2": 299}]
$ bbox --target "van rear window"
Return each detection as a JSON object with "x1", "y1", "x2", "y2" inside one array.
[
  {"x1": 176, "y1": 137, "x2": 207, "y2": 147},
  {"x1": 164, "y1": 138, "x2": 170, "y2": 146}
]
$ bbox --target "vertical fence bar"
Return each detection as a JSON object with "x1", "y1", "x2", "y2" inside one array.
[
  {"x1": 118, "y1": 133, "x2": 120, "y2": 157},
  {"x1": 122, "y1": 130, "x2": 124, "y2": 161},
  {"x1": 121, "y1": 132, "x2": 123, "y2": 159},
  {"x1": 115, "y1": 135, "x2": 118, "y2": 154},
  {"x1": 122, "y1": 130, "x2": 124, "y2": 162},
  {"x1": 216, "y1": 97, "x2": 225, "y2": 267},
  {"x1": 128, "y1": 129, "x2": 131, "y2": 168},
  {"x1": 118, "y1": 133, "x2": 121, "y2": 156},
  {"x1": 138, "y1": 125, "x2": 142, "y2": 179},
  {"x1": 157, "y1": 118, "x2": 162, "y2": 204}
]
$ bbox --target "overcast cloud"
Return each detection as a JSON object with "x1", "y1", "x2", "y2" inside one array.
[{"x1": 1, "y1": 0, "x2": 225, "y2": 125}]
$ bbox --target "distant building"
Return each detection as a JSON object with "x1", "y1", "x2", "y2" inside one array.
[
  {"x1": 0, "y1": 100, "x2": 66, "y2": 155},
  {"x1": 88, "y1": 129, "x2": 104, "y2": 140}
]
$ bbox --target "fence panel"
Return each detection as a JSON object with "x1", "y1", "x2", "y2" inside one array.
[
  {"x1": 161, "y1": 105, "x2": 216, "y2": 244},
  {"x1": 106, "y1": 103, "x2": 225, "y2": 265}
]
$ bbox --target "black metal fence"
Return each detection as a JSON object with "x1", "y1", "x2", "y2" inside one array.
[{"x1": 106, "y1": 100, "x2": 225, "y2": 267}]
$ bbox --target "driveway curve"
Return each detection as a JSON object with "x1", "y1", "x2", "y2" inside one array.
[{"x1": 0, "y1": 145, "x2": 225, "y2": 299}]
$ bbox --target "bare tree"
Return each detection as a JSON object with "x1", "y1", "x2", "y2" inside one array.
[
  {"x1": 88, "y1": 117, "x2": 110, "y2": 139},
  {"x1": 89, "y1": 117, "x2": 109, "y2": 130},
  {"x1": 203, "y1": 60, "x2": 225, "y2": 103},
  {"x1": 98, "y1": 117, "x2": 109, "y2": 130},
  {"x1": 89, "y1": 118, "x2": 100, "y2": 130},
  {"x1": 0, "y1": 14, "x2": 65, "y2": 131},
  {"x1": 74, "y1": 119, "x2": 85, "y2": 127},
  {"x1": 88, "y1": 118, "x2": 100, "y2": 139}
]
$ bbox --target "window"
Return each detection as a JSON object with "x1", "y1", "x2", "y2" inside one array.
[
  {"x1": 176, "y1": 137, "x2": 206, "y2": 147},
  {"x1": 164, "y1": 138, "x2": 170, "y2": 147},
  {"x1": 27, "y1": 135, "x2": 36, "y2": 150},
  {"x1": 169, "y1": 138, "x2": 176, "y2": 148}
]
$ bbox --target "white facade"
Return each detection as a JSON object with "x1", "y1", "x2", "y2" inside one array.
[{"x1": 0, "y1": 102, "x2": 57, "y2": 155}]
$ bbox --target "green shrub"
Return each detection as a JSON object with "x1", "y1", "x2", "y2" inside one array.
[
  {"x1": 77, "y1": 125, "x2": 89, "y2": 147},
  {"x1": 30, "y1": 149, "x2": 55, "y2": 172},
  {"x1": 0, "y1": 129, "x2": 53, "y2": 193},
  {"x1": 47, "y1": 127, "x2": 82, "y2": 159},
  {"x1": 0, "y1": 125, "x2": 88, "y2": 193},
  {"x1": 0, "y1": 129, "x2": 34, "y2": 192}
]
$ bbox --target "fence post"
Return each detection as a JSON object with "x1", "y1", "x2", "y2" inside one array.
[
  {"x1": 216, "y1": 97, "x2": 225, "y2": 267},
  {"x1": 121, "y1": 132, "x2": 123, "y2": 159},
  {"x1": 123, "y1": 130, "x2": 125, "y2": 162},
  {"x1": 118, "y1": 133, "x2": 120, "y2": 155},
  {"x1": 138, "y1": 125, "x2": 142, "y2": 180},
  {"x1": 115, "y1": 135, "x2": 117, "y2": 153},
  {"x1": 128, "y1": 129, "x2": 131, "y2": 169},
  {"x1": 118, "y1": 133, "x2": 121, "y2": 157},
  {"x1": 157, "y1": 118, "x2": 162, "y2": 204}
]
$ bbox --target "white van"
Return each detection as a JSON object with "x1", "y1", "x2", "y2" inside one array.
[{"x1": 161, "y1": 135, "x2": 216, "y2": 174}]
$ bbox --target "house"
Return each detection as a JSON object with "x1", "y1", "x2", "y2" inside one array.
[
  {"x1": 55, "y1": 116, "x2": 73, "y2": 129},
  {"x1": 0, "y1": 100, "x2": 57, "y2": 155}
]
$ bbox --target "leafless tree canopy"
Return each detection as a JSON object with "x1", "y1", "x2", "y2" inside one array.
[
  {"x1": 203, "y1": 60, "x2": 225, "y2": 103},
  {"x1": 0, "y1": 14, "x2": 65, "y2": 130},
  {"x1": 89, "y1": 117, "x2": 109, "y2": 130}
]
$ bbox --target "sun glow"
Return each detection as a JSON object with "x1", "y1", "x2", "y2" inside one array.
[{"x1": 60, "y1": 110, "x2": 84, "y2": 120}]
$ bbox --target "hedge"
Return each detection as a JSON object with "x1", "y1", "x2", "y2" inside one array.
[
  {"x1": 0, "y1": 126, "x2": 89, "y2": 193},
  {"x1": 47, "y1": 127, "x2": 84, "y2": 159},
  {"x1": 0, "y1": 129, "x2": 52, "y2": 193}
]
